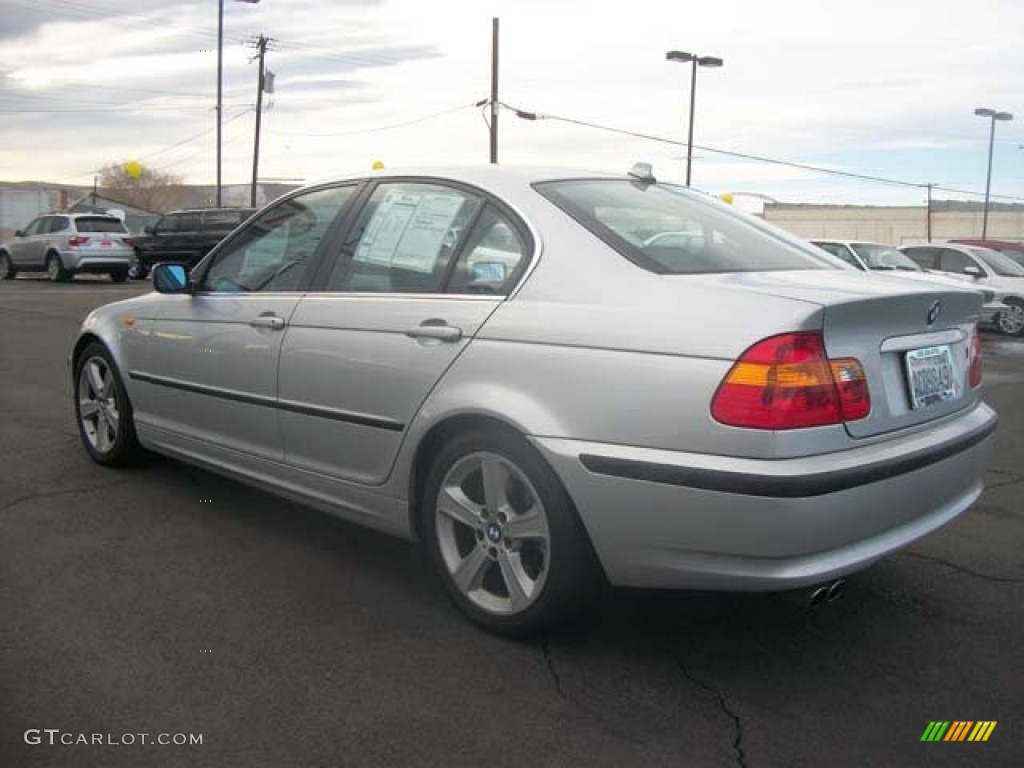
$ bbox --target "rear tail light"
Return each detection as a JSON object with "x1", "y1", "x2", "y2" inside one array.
[
  {"x1": 711, "y1": 332, "x2": 870, "y2": 430},
  {"x1": 968, "y1": 324, "x2": 982, "y2": 389},
  {"x1": 68, "y1": 236, "x2": 90, "y2": 246}
]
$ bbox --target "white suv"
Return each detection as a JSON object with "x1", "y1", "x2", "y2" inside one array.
[
  {"x1": 0, "y1": 213, "x2": 135, "y2": 282},
  {"x1": 900, "y1": 243, "x2": 1024, "y2": 336}
]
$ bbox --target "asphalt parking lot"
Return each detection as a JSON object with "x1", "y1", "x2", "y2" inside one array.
[{"x1": 1, "y1": 277, "x2": 1021, "y2": 768}]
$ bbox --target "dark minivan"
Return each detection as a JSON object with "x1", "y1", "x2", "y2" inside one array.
[{"x1": 133, "y1": 207, "x2": 256, "y2": 278}]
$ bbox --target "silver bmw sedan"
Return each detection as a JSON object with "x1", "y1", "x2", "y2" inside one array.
[{"x1": 70, "y1": 164, "x2": 997, "y2": 635}]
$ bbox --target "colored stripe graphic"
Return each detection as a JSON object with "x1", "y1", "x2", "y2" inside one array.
[
  {"x1": 921, "y1": 721, "x2": 996, "y2": 742},
  {"x1": 921, "y1": 721, "x2": 950, "y2": 741}
]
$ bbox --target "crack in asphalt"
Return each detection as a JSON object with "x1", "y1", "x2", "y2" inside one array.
[
  {"x1": 0, "y1": 480, "x2": 128, "y2": 515},
  {"x1": 676, "y1": 659, "x2": 748, "y2": 768},
  {"x1": 541, "y1": 636, "x2": 566, "y2": 699},
  {"x1": 898, "y1": 551, "x2": 1023, "y2": 584}
]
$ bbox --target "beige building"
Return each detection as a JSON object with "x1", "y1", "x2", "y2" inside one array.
[{"x1": 763, "y1": 200, "x2": 1024, "y2": 246}]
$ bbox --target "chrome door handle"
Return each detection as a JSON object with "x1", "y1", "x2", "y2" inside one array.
[
  {"x1": 250, "y1": 313, "x2": 286, "y2": 330},
  {"x1": 405, "y1": 324, "x2": 463, "y2": 342}
]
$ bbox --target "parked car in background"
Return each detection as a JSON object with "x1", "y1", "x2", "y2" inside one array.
[
  {"x1": 949, "y1": 239, "x2": 1024, "y2": 268},
  {"x1": 132, "y1": 207, "x2": 256, "y2": 278},
  {"x1": 70, "y1": 164, "x2": 996, "y2": 635},
  {"x1": 811, "y1": 239, "x2": 1006, "y2": 329},
  {"x1": 0, "y1": 213, "x2": 134, "y2": 282},
  {"x1": 900, "y1": 242, "x2": 1024, "y2": 335}
]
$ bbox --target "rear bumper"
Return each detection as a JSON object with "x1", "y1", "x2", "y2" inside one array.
[
  {"x1": 62, "y1": 249, "x2": 133, "y2": 271},
  {"x1": 532, "y1": 402, "x2": 996, "y2": 591}
]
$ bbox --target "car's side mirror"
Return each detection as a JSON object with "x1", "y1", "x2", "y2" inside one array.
[
  {"x1": 963, "y1": 265, "x2": 983, "y2": 278},
  {"x1": 152, "y1": 263, "x2": 192, "y2": 294}
]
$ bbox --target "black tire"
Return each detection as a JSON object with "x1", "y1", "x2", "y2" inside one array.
[
  {"x1": 73, "y1": 343, "x2": 144, "y2": 466},
  {"x1": 110, "y1": 269, "x2": 129, "y2": 283},
  {"x1": 46, "y1": 252, "x2": 70, "y2": 282},
  {"x1": 997, "y1": 298, "x2": 1024, "y2": 336},
  {"x1": 0, "y1": 251, "x2": 16, "y2": 280},
  {"x1": 420, "y1": 429, "x2": 599, "y2": 637}
]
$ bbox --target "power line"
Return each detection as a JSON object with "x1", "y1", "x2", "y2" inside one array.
[
  {"x1": 267, "y1": 102, "x2": 476, "y2": 137},
  {"x1": 502, "y1": 102, "x2": 1024, "y2": 202}
]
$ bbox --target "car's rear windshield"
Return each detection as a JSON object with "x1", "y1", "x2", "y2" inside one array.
[
  {"x1": 75, "y1": 217, "x2": 126, "y2": 233},
  {"x1": 970, "y1": 247, "x2": 1024, "y2": 277},
  {"x1": 535, "y1": 179, "x2": 841, "y2": 274}
]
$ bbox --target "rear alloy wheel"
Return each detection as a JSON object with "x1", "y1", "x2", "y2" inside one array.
[
  {"x1": 422, "y1": 430, "x2": 598, "y2": 636},
  {"x1": 997, "y1": 299, "x2": 1024, "y2": 336},
  {"x1": 0, "y1": 252, "x2": 15, "y2": 280},
  {"x1": 46, "y1": 252, "x2": 70, "y2": 282},
  {"x1": 74, "y1": 343, "x2": 143, "y2": 466}
]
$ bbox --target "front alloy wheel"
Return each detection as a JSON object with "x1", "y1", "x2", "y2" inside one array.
[
  {"x1": 422, "y1": 431, "x2": 599, "y2": 636},
  {"x1": 997, "y1": 300, "x2": 1024, "y2": 336},
  {"x1": 74, "y1": 344, "x2": 142, "y2": 465}
]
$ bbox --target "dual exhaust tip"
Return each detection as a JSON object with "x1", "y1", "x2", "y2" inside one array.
[
  {"x1": 809, "y1": 579, "x2": 845, "y2": 607},
  {"x1": 784, "y1": 579, "x2": 846, "y2": 608}
]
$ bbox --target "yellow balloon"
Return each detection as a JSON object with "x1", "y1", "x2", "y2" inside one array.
[
  {"x1": 719, "y1": 192, "x2": 734, "y2": 205},
  {"x1": 371, "y1": 160, "x2": 384, "y2": 171},
  {"x1": 125, "y1": 160, "x2": 143, "y2": 179}
]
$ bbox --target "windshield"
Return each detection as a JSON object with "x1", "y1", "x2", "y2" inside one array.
[
  {"x1": 75, "y1": 217, "x2": 126, "y2": 233},
  {"x1": 970, "y1": 247, "x2": 1024, "y2": 277},
  {"x1": 850, "y1": 243, "x2": 920, "y2": 271},
  {"x1": 535, "y1": 180, "x2": 841, "y2": 274}
]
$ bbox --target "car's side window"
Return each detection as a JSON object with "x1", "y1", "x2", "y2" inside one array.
[
  {"x1": 939, "y1": 249, "x2": 983, "y2": 276},
  {"x1": 326, "y1": 183, "x2": 482, "y2": 294},
  {"x1": 447, "y1": 205, "x2": 528, "y2": 294},
  {"x1": 199, "y1": 185, "x2": 355, "y2": 293},
  {"x1": 903, "y1": 247, "x2": 937, "y2": 269},
  {"x1": 203, "y1": 210, "x2": 245, "y2": 232},
  {"x1": 175, "y1": 213, "x2": 201, "y2": 233},
  {"x1": 50, "y1": 217, "x2": 70, "y2": 233},
  {"x1": 22, "y1": 218, "x2": 44, "y2": 236}
]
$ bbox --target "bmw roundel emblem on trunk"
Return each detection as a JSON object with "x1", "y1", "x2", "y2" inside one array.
[{"x1": 927, "y1": 300, "x2": 942, "y2": 325}]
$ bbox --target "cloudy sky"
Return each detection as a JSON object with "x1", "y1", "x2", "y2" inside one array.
[{"x1": 2, "y1": 0, "x2": 1022, "y2": 210}]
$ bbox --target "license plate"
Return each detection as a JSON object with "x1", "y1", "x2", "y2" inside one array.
[
  {"x1": 100, "y1": 239, "x2": 113, "y2": 247},
  {"x1": 905, "y1": 345, "x2": 956, "y2": 409}
]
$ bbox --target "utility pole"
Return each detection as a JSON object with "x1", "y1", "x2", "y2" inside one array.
[
  {"x1": 926, "y1": 183, "x2": 933, "y2": 242},
  {"x1": 489, "y1": 17, "x2": 499, "y2": 164},
  {"x1": 250, "y1": 35, "x2": 272, "y2": 208}
]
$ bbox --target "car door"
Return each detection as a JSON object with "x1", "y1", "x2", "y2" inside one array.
[
  {"x1": 9, "y1": 217, "x2": 47, "y2": 267},
  {"x1": 279, "y1": 180, "x2": 532, "y2": 485},
  {"x1": 132, "y1": 186, "x2": 357, "y2": 461}
]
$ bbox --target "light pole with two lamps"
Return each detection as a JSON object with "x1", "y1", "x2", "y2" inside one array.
[
  {"x1": 973, "y1": 107, "x2": 1013, "y2": 240},
  {"x1": 666, "y1": 50, "x2": 723, "y2": 187}
]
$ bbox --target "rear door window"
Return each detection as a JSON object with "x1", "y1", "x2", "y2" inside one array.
[
  {"x1": 165, "y1": 213, "x2": 201, "y2": 233},
  {"x1": 47, "y1": 216, "x2": 71, "y2": 233},
  {"x1": 902, "y1": 247, "x2": 938, "y2": 269},
  {"x1": 938, "y1": 248, "x2": 982, "y2": 276},
  {"x1": 325, "y1": 182, "x2": 482, "y2": 293}
]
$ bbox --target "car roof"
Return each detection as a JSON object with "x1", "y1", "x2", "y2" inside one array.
[
  {"x1": 950, "y1": 238, "x2": 1024, "y2": 253},
  {"x1": 305, "y1": 164, "x2": 635, "y2": 197}
]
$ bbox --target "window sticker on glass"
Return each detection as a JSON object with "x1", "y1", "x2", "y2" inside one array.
[{"x1": 356, "y1": 191, "x2": 465, "y2": 274}]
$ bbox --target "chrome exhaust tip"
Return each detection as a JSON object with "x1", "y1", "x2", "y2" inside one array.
[
  {"x1": 809, "y1": 586, "x2": 829, "y2": 608},
  {"x1": 826, "y1": 579, "x2": 846, "y2": 603}
]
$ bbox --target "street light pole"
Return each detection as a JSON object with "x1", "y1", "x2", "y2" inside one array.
[
  {"x1": 217, "y1": 0, "x2": 224, "y2": 206},
  {"x1": 667, "y1": 50, "x2": 723, "y2": 187},
  {"x1": 974, "y1": 107, "x2": 1013, "y2": 240}
]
